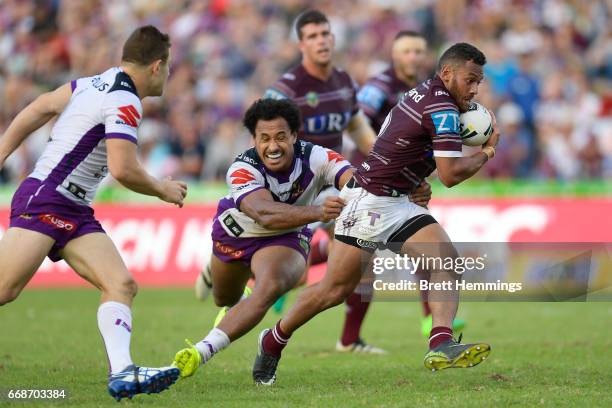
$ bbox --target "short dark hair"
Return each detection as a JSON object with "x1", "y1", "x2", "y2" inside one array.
[
  {"x1": 437, "y1": 42, "x2": 486, "y2": 71},
  {"x1": 122, "y1": 25, "x2": 171, "y2": 66},
  {"x1": 243, "y1": 99, "x2": 302, "y2": 137},
  {"x1": 295, "y1": 10, "x2": 329, "y2": 40},
  {"x1": 394, "y1": 30, "x2": 424, "y2": 41}
]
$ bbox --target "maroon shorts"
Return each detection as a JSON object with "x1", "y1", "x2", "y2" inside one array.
[{"x1": 9, "y1": 178, "x2": 105, "y2": 262}]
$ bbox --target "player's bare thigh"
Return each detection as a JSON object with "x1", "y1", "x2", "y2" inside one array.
[
  {"x1": 250, "y1": 246, "x2": 306, "y2": 297},
  {"x1": 210, "y1": 254, "x2": 251, "y2": 307},
  {"x1": 57, "y1": 232, "x2": 137, "y2": 306},
  {"x1": 399, "y1": 222, "x2": 458, "y2": 260},
  {"x1": 321, "y1": 239, "x2": 371, "y2": 291},
  {"x1": 323, "y1": 221, "x2": 377, "y2": 289},
  {"x1": 0, "y1": 227, "x2": 55, "y2": 304}
]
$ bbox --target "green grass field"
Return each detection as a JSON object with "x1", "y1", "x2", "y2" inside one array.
[{"x1": 1, "y1": 288, "x2": 611, "y2": 407}]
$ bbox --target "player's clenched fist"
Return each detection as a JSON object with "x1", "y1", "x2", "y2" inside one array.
[
  {"x1": 159, "y1": 177, "x2": 188, "y2": 207},
  {"x1": 409, "y1": 181, "x2": 432, "y2": 208},
  {"x1": 319, "y1": 196, "x2": 345, "y2": 222}
]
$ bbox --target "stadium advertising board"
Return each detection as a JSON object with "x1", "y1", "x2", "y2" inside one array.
[{"x1": 0, "y1": 198, "x2": 609, "y2": 288}]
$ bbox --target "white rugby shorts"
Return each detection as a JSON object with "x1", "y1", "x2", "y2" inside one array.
[{"x1": 333, "y1": 180, "x2": 437, "y2": 252}]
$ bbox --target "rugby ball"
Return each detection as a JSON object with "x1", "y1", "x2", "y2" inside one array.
[{"x1": 459, "y1": 102, "x2": 493, "y2": 146}]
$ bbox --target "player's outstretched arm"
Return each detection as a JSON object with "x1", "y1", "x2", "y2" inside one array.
[
  {"x1": 0, "y1": 83, "x2": 72, "y2": 167},
  {"x1": 434, "y1": 113, "x2": 500, "y2": 188},
  {"x1": 106, "y1": 139, "x2": 187, "y2": 207},
  {"x1": 240, "y1": 189, "x2": 343, "y2": 230},
  {"x1": 346, "y1": 111, "x2": 376, "y2": 155}
]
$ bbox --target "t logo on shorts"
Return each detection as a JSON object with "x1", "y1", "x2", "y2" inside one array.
[{"x1": 368, "y1": 211, "x2": 380, "y2": 226}]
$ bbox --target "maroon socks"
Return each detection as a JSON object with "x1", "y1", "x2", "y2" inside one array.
[
  {"x1": 340, "y1": 292, "x2": 371, "y2": 346},
  {"x1": 429, "y1": 326, "x2": 453, "y2": 349},
  {"x1": 262, "y1": 320, "x2": 291, "y2": 357}
]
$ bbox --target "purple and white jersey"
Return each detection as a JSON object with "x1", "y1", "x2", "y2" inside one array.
[
  {"x1": 263, "y1": 64, "x2": 359, "y2": 153},
  {"x1": 29, "y1": 67, "x2": 142, "y2": 205},
  {"x1": 355, "y1": 75, "x2": 462, "y2": 197},
  {"x1": 216, "y1": 141, "x2": 351, "y2": 238},
  {"x1": 357, "y1": 66, "x2": 413, "y2": 134}
]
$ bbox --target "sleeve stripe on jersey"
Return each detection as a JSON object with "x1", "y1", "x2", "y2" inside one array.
[
  {"x1": 235, "y1": 186, "x2": 266, "y2": 209},
  {"x1": 423, "y1": 105, "x2": 458, "y2": 115},
  {"x1": 433, "y1": 150, "x2": 463, "y2": 158},
  {"x1": 425, "y1": 102, "x2": 458, "y2": 109},
  {"x1": 399, "y1": 101, "x2": 423, "y2": 118},
  {"x1": 71, "y1": 80, "x2": 77, "y2": 93},
  {"x1": 294, "y1": 89, "x2": 348, "y2": 104},
  {"x1": 334, "y1": 165, "x2": 352, "y2": 190},
  {"x1": 106, "y1": 133, "x2": 137, "y2": 144},
  {"x1": 433, "y1": 137, "x2": 462, "y2": 143},
  {"x1": 400, "y1": 168, "x2": 421, "y2": 185},
  {"x1": 273, "y1": 82, "x2": 296, "y2": 98},
  {"x1": 398, "y1": 104, "x2": 422, "y2": 125}
]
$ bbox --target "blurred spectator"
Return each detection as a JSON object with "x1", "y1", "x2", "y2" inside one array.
[
  {"x1": 0, "y1": 0, "x2": 609, "y2": 185},
  {"x1": 483, "y1": 102, "x2": 532, "y2": 178}
]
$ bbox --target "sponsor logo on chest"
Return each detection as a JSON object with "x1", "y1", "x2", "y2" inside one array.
[{"x1": 303, "y1": 112, "x2": 351, "y2": 134}]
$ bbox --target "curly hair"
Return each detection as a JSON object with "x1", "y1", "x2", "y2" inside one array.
[{"x1": 242, "y1": 98, "x2": 302, "y2": 136}]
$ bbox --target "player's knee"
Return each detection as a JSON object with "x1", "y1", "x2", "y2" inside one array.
[
  {"x1": 253, "y1": 283, "x2": 285, "y2": 310},
  {"x1": 125, "y1": 279, "x2": 138, "y2": 298},
  {"x1": 108, "y1": 278, "x2": 138, "y2": 299}
]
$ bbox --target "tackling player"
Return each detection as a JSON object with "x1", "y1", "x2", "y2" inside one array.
[
  {"x1": 253, "y1": 43, "x2": 500, "y2": 385},
  {"x1": 0, "y1": 26, "x2": 186, "y2": 400},
  {"x1": 357, "y1": 31, "x2": 465, "y2": 337},
  {"x1": 263, "y1": 9, "x2": 382, "y2": 354},
  {"x1": 172, "y1": 98, "x2": 356, "y2": 378}
]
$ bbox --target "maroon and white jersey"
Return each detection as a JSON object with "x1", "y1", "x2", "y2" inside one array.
[
  {"x1": 264, "y1": 64, "x2": 359, "y2": 153},
  {"x1": 357, "y1": 66, "x2": 414, "y2": 134},
  {"x1": 355, "y1": 75, "x2": 462, "y2": 197},
  {"x1": 215, "y1": 141, "x2": 351, "y2": 238}
]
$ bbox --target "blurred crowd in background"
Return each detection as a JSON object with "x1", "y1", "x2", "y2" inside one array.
[{"x1": 0, "y1": 0, "x2": 610, "y2": 185}]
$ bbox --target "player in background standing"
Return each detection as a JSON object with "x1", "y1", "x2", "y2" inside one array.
[
  {"x1": 358, "y1": 30, "x2": 426, "y2": 134},
  {"x1": 253, "y1": 43, "x2": 499, "y2": 385},
  {"x1": 357, "y1": 31, "x2": 466, "y2": 338},
  {"x1": 0, "y1": 26, "x2": 186, "y2": 401}
]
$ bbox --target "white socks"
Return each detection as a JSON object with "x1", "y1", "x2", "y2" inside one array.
[
  {"x1": 195, "y1": 328, "x2": 230, "y2": 364},
  {"x1": 97, "y1": 301, "x2": 134, "y2": 374}
]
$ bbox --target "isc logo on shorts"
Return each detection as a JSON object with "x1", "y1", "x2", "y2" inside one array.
[
  {"x1": 38, "y1": 214, "x2": 76, "y2": 232},
  {"x1": 214, "y1": 241, "x2": 244, "y2": 259},
  {"x1": 356, "y1": 239, "x2": 378, "y2": 250}
]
